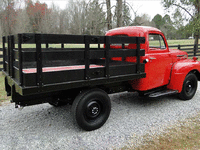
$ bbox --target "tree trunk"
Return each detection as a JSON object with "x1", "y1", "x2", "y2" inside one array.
[
  {"x1": 117, "y1": 0, "x2": 122, "y2": 27},
  {"x1": 194, "y1": 0, "x2": 199, "y2": 55},
  {"x1": 194, "y1": 30, "x2": 199, "y2": 56},
  {"x1": 106, "y1": 0, "x2": 112, "y2": 30}
]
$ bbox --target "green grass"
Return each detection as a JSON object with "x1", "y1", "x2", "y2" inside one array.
[
  {"x1": 146, "y1": 39, "x2": 198, "y2": 48},
  {"x1": 0, "y1": 72, "x2": 9, "y2": 105},
  {"x1": 124, "y1": 113, "x2": 200, "y2": 150},
  {"x1": 167, "y1": 39, "x2": 197, "y2": 45}
]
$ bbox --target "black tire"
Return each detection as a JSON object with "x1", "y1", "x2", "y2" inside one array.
[
  {"x1": 179, "y1": 73, "x2": 198, "y2": 100},
  {"x1": 72, "y1": 88, "x2": 111, "y2": 131}
]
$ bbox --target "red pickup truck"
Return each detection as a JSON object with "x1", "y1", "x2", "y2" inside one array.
[
  {"x1": 106, "y1": 26, "x2": 200, "y2": 99},
  {"x1": 2, "y1": 26, "x2": 200, "y2": 131}
]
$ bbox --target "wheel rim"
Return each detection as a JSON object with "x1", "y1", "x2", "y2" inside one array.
[
  {"x1": 184, "y1": 76, "x2": 197, "y2": 97},
  {"x1": 185, "y1": 80, "x2": 193, "y2": 94},
  {"x1": 86, "y1": 100, "x2": 102, "y2": 119}
]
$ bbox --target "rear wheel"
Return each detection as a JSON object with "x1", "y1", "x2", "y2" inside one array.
[
  {"x1": 72, "y1": 88, "x2": 111, "y2": 131},
  {"x1": 179, "y1": 73, "x2": 198, "y2": 100}
]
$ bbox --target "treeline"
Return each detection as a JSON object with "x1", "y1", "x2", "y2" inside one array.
[{"x1": 0, "y1": 0, "x2": 193, "y2": 40}]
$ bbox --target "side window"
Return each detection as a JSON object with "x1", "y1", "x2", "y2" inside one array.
[{"x1": 149, "y1": 34, "x2": 166, "y2": 49}]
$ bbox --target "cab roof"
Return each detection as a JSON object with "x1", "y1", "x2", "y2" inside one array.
[{"x1": 106, "y1": 26, "x2": 161, "y2": 36}]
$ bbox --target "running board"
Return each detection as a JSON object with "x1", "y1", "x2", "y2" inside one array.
[{"x1": 149, "y1": 90, "x2": 178, "y2": 98}]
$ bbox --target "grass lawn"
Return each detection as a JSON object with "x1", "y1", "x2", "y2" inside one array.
[
  {"x1": 167, "y1": 39, "x2": 197, "y2": 45},
  {"x1": 0, "y1": 72, "x2": 9, "y2": 105},
  {"x1": 128, "y1": 113, "x2": 200, "y2": 150}
]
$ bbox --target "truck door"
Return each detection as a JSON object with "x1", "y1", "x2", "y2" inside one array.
[
  {"x1": 145, "y1": 33, "x2": 173, "y2": 90},
  {"x1": 131, "y1": 33, "x2": 173, "y2": 91}
]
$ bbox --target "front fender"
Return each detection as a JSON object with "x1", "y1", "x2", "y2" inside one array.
[{"x1": 167, "y1": 59, "x2": 200, "y2": 92}]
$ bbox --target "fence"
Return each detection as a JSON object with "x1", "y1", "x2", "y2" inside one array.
[
  {"x1": 168, "y1": 44, "x2": 200, "y2": 57},
  {"x1": 0, "y1": 48, "x2": 3, "y2": 71},
  {"x1": 0, "y1": 44, "x2": 200, "y2": 71}
]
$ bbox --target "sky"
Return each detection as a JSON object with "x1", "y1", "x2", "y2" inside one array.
[{"x1": 38, "y1": 0, "x2": 166, "y2": 20}]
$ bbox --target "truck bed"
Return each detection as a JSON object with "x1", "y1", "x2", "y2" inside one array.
[{"x1": 2, "y1": 33, "x2": 146, "y2": 97}]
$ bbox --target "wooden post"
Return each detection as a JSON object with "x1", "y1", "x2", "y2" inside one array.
[
  {"x1": 84, "y1": 35, "x2": 90, "y2": 80},
  {"x1": 10, "y1": 35, "x2": 14, "y2": 78},
  {"x1": 35, "y1": 34, "x2": 43, "y2": 88},
  {"x1": 2, "y1": 37, "x2": 6, "y2": 71},
  {"x1": 194, "y1": 44, "x2": 197, "y2": 56},
  {"x1": 18, "y1": 34, "x2": 23, "y2": 86},
  {"x1": 178, "y1": 44, "x2": 180, "y2": 50},
  {"x1": 105, "y1": 36, "x2": 110, "y2": 78}
]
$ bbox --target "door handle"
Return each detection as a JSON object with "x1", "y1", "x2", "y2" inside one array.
[
  {"x1": 143, "y1": 59, "x2": 149, "y2": 64},
  {"x1": 150, "y1": 57, "x2": 156, "y2": 60}
]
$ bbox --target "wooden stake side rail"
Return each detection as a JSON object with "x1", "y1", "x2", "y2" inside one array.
[{"x1": 2, "y1": 33, "x2": 146, "y2": 96}]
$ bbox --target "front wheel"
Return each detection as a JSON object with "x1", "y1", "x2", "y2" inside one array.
[
  {"x1": 72, "y1": 88, "x2": 111, "y2": 131},
  {"x1": 179, "y1": 73, "x2": 198, "y2": 100}
]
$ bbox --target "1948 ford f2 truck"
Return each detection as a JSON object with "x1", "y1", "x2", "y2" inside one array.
[{"x1": 2, "y1": 26, "x2": 200, "y2": 131}]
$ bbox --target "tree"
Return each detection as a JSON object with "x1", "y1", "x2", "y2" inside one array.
[
  {"x1": 161, "y1": 14, "x2": 176, "y2": 39},
  {"x1": 113, "y1": 0, "x2": 132, "y2": 27},
  {"x1": 39, "y1": 3, "x2": 60, "y2": 34},
  {"x1": 106, "y1": 0, "x2": 112, "y2": 30},
  {"x1": 63, "y1": 0, "x2": 106, "y2": 35},
  {"x1": 163, "y1": 14, "x2": 172, "y2": 24},
  {"x1": 116, "y1": 0, "x2": 122, "y2": 27},
  {"x1": 66, "y1": 0, "x2": 87, "y2": 34},
  {"x1": 162, "y1": 0, "x2": 200, "y2": 45},
  {"x1": 152, "y1": 14, "x2": 164, "y2": 29},
  {"x1": 26, "y1": 0, "x2": 48, "y2": 33},
  {"x1": 86, "y1": 0, "x2": 106, "y2": 35},
  {"x1": 178, "y1": 23, "x2": 194, "y2": 39},
  {"x1": 58, "y1": 9, "x2": 69, "y2": 34},
  {"x1": 122, "y1": 0, "x2": 132, "y2": 26},
  {"x1": 14, "y1": 9, "x2": 32, "y2": 34},
  {"x1": 1, "y1": 0, "x2": 16, "y2": 36},
  {"x1": 133, "y1": 14, "x2": 152, "y2": 26}
]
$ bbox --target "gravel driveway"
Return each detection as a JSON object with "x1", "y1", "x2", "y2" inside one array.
[{"x1": 1, "y1": 84, "x2": 200, "y2": 150}]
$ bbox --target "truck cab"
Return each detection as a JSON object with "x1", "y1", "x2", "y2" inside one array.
[{"x1": 106, "y1": 26, "x2": 200, "y2": 98}]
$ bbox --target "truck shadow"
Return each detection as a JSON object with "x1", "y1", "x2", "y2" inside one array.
[{"x1": 6, "y1": 92, "x2": 180, "y2": 133}]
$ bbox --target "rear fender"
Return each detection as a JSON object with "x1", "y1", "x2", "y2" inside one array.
[{"x1": 167, "y1": 59, "x2": 200, "y2": 92}]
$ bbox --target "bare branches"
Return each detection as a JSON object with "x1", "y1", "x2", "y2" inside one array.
[
  {"x1": 172, "y1": 3, "x2": 194, "y2": 19},
  {"x1": 162, "y1": 0, "x2": 200, "y2": 44}
]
